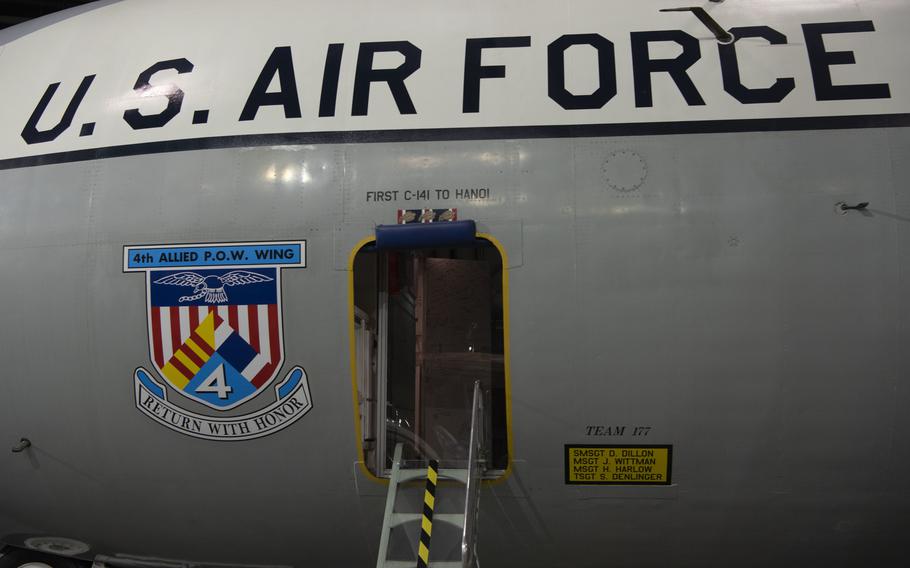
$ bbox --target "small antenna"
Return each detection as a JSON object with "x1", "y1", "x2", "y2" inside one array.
[
  {"x1": 661, "y1": 6, "x2": 735, "y2": 44},
  {"x1": 836, "y1": 201, "x2": 870, "y2": 214}
]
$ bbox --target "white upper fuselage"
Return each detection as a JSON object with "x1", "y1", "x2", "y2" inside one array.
[{"x1": 0, "y1": 0, "x2": 907, "y2": 167}]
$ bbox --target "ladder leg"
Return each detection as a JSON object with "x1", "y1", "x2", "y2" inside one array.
[{"x1": 376, "y1": 443, "x2": 404, "y2": 568}]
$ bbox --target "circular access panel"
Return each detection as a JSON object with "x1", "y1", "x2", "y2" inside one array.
[{"x1": 602, "y1": 150, "x2": 647, "y2": 193}]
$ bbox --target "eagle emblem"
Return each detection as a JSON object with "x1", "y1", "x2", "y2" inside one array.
[{"x1": 153, "y1": 270, "x2": 274, "y2": 303}]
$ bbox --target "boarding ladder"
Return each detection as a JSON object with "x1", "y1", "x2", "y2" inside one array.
[{"x1": 376, "y1": 381, "x2": 485, "y2": 568}]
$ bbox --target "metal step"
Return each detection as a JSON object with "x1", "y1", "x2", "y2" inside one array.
[
  {"x1": 382, "y1": 562, "x2": 464, "y2": 568},
  {"x1": 390, "y1": 512, "x2": 465, "y2": 528},
  {"x1": 397, "y1": 468, "x2": 469, "y2": 484}
]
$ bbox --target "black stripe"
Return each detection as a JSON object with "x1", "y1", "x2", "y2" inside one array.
[
  {"x1": 423, "y1": 502, "x2": 434, "y2": 518},
  {"x1": 1, "y1": 112, "x2": 909, "y2": 171},
  {"x1": 417, "y1": 558, "x2": 428, "y2": 568},
  {"x1": 425, "y1": 483, "x2": 436, "y2": 498},
  {"x1": 419, "y1": 529, "x2": 432, "y2": 547}
]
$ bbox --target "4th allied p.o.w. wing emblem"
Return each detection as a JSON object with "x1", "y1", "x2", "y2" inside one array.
[{"x1": 124, "y1": 241, "x2": 311, "y2": 441}]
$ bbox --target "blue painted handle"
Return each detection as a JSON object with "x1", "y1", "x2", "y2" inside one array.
[{"x1": 375, "y1": 220, "x2": 477, "y2": 250}]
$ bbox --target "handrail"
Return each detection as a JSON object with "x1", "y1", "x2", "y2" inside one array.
[{"x1": 461, "y1": 381, "x2": 484, "y2": 568}]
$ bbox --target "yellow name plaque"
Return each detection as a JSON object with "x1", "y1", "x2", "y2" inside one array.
[{"x1": 565, "y1": 445, "x2": 672, "y2": 485}]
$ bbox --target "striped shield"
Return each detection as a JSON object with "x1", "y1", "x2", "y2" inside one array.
[{"x1": 146, "y1": 267, "x2": 284, "y2": 409}]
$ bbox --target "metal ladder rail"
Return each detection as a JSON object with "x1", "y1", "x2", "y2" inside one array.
[{"x1": 460, "y1": 381, "x2": 484, "y2": 568}]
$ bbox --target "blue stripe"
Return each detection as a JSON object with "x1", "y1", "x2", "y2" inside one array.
[
  {"x1": 278, "y1": 368, "x2": 303, "y2": 399},
  {"x1": 136, "y1": 368, "x2": 165, "y2": 399}
]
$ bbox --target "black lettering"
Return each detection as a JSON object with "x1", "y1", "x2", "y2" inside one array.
[
  {"x1": 140, "y1": 393, "x2": 156, "y2": 409},
  {"x1": 463, "y1": 36, "x2": 531, "y2": 113},
  {"x1": 21, "y1": 75, "x2": 95, "y2": 144},
  {"x1": 319, "y1": 43, "x2": 344, "y2": 117},
  {"x1": 123, "y1": 59, "x2": 193, "y2": 130},
  {"x1": 239, "y1": 46, "x2": 302, "y2": 121},
  {"x1": 803, "y1": 21, "x2": 890, "y2": 101},
  {"x1": 631, "y1": 30, "x2": 705, "y2": 107},
  {"x1": 547, "y1": 34, "x2": 616, "y2": 110},
  {"x1": 352, "y1": 41, "x2": 421, "y2": 116},
  {"x1": 719, "y1": 26, "x2": 795, "y2": 104}
]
